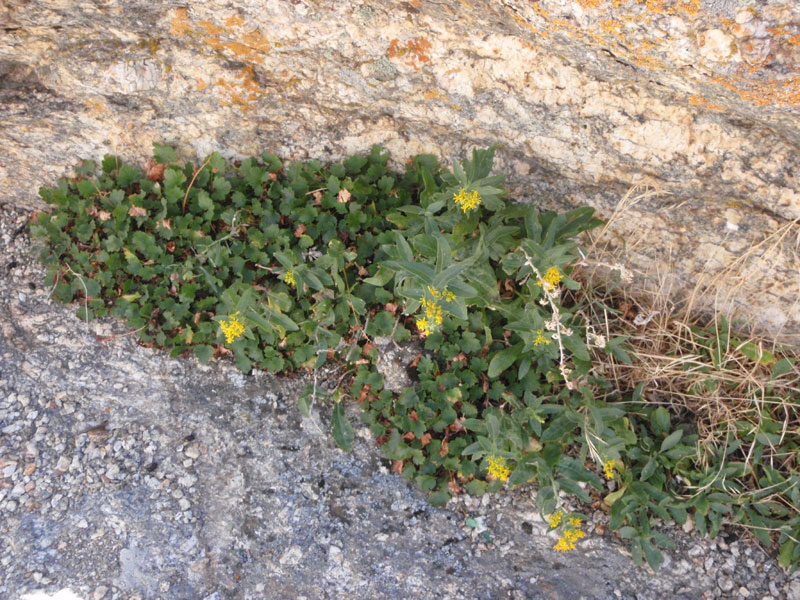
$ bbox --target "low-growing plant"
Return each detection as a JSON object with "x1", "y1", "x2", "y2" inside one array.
[{"x1": 30, "y1": 143, "x2": 799, "y2": 571}]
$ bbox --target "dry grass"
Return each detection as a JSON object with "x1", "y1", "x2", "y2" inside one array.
[{"x1": 569, "y1": 185, "x2": 800, "y2": 506}]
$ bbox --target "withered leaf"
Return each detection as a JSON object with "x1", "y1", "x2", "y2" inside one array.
[
  {"x1": 392, "y1": 460, "x2": 404, "y2": 475},
  {"x1": 98, "y1": 210, "x2": 111, "y2": 222},
  {"x1": 294, "y1": 224, "x2": 306, "y2": 238},
  {"x1": 128, "y1": 206, "x2": 147, "y2": 217},
  {"x1": 419, "y1": 433, "x2": 432, "y2": 447},
  {"x1": 145, "y1": 161, "x2": 165, "y2": 182},
  {"x1": 439, "y1": 438, "x2": 449, "y2": 457},
  {"x1": 337, "y1": 188, "x2": 351, "y2": 203},
  {"x1": 448, "y1": 479, "x2": 463, "y2": 494},
  {"x1": 402, "y1": 431, "x2": 415, "y2": 441}
]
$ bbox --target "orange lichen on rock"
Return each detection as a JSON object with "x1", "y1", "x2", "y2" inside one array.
[
  {"x1": 632, "y1": 0, "x2": 698, "y2": 16},
  {"x1": 687, "y1": 94, "x2": 726, "y2": 111},
  {"x1": 212, "y1": 66, "x2": 264, "y2": 112},
  {"x1": 600, "y1": 19, "x2": 623, "y2": 37},
  {"x1": 166, "y1": 10, "x2": 271, "y2": 110},
  {"x1": 710, "y1": 73, "x2": 800, "y2": 107},
  {"x1": 387, "y1": 37, "x2": 432, "y2": 69},
  {"x1": 198, "y1": 19, "x2": 225, "y2": 37},
  {"x1": 225, "y1": 14, "x2": 245, "y2": 29},
  {"x1": 169, "y1": 8, "x2": 193, "y2": 38},
  {"x1": 577, "y1": 0, "x2": 603, "y2": 8}
]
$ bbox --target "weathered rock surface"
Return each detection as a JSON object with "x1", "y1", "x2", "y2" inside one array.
[
  {"x1": 1, "y1": 0, "x2": 798, "y2": 340},
  {"x1": 3, "y1": 201, "x2": 798, "y2": 600}
]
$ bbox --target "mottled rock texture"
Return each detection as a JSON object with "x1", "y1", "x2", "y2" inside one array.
[{"x1": 1, "y1": 0, "x2": 799, "y2": 341}]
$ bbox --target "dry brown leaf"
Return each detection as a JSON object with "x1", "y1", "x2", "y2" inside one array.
[
  {"x1": 157, "y1": 219, "x2": 172, "y2": 230},
  {"x1": 128, "y1": 206, "x2": 147, "y2": 217},
  {"x1": 392, "y1": 460, "x2": 404, "y2": 475},
  {"x1": 448, "y1": 479, "x2": 463, "y2": 494},
  {"x1": 402, "y1": 431, "x2": 415, "y2": 441},
  {"x1": 98, "y1": 210, "x2": 111, "y2": 222},
  {"x1": 337, "y1": 188, "x2": 352, "y2": 203},
  {"x1": 294, "y1": 224, "x2": 306, "y2": 238},
  {"x1": 145, "y1": 161, "x2": 165, "y2": 182},
  {"x1": 419, "y1": 433, "x2": 432, "y2": 447},
  {"x1": 439, "y1": 438, "x2": 449, "y2": 457}
]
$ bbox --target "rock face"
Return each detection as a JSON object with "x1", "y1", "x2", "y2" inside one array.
[{"x1": 1, "y1": 0, "x2": 798, "y2": 341}]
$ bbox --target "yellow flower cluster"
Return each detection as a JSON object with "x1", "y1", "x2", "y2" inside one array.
[
  {"x1": 548, "y1": 511, "x2": 563, "y2": 528},
  {"x1": 487, "y1": 456, "x2": 510, "y2": 482},
  {"x1": 533, "y1": 329, "x2": 552, "y2": 346},
  {"x1": 554, "y1": 516, "x2": 585, "y2": 552},
  {"x1": 427, "y1": 286, "x2": 456, "y2": 303},
  {"x1": 220, "y1": 311, "x2": 246, "y2": 344},
  {"x1": 604, "y1": 459, "x2": 616, "y2": 480},
  {"x1": 453, "y1": 188, "x2": 481, "y2": 213},
  {"x1": 416, "y1": 296, "x2": 444, "y2": 336},
  {"x1": 537, "y1": 267, "x2": 562, "y2": 291},
  {"x1": 284, "y1": 269, "x2": 296, "y2": 287}
]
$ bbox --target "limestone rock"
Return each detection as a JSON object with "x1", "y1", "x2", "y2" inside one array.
[{"x1": 1, "y1": 0, "x2": 798, "y2": 341}]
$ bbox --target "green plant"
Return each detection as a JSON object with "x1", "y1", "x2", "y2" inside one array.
[{"x1": 30, "y1": 143, "x2": 800, "y2": 571}]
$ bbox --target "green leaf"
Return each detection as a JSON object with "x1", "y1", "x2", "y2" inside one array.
[
  {"x1": 153, "y1": 142, "x2": 178, "y2": 164},
  {"x1": 737, "y1": 342, "x2": 776, "y2": 366},
  {"x1": 364, "y1": 266, "x2": 395, "y2": 287},
  {"x1": 771, "y1": 357, "x2": 795, "y2": 379},
  {"x1": 331, "y1": 403, "x2": 354, "y2": 451},
  {"x1": 487, "y1": 344, "x2": 521, "y2": 378},
  {"x1": 465, "y1": 480, "x2": 487, "y2": 495},
  {"x1": 604, "y1": 488, "x2": 626, "y2": 507},
  {"x1": 298, "y1": 393, "x2": 312, "y2": 418},
  {"x1": 778, "y1": 539, "x2": 795, "y2": 568},
  {"x1": 643, "y1": 540, "x2": 664, "y2": 571},
  {"x1": 193, "y1": 345, "x2": 214, "y2": 364},
  {"x1": 428, "y1": 490, "x2": 451, "y2": 506},
  {"x1": 660, "y1": 429, "x2": 683, "y2": 452},
  {"x1": 651, "y1": 407, "x2": 671, "y2": 436}
]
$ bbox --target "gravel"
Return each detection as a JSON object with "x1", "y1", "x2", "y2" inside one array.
[{"x1": 1, "y1": 203, "x2": 797, "y2": 600}]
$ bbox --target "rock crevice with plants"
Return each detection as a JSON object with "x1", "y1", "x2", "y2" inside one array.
[{"x1": 29, "y1": 144, "x2": 800, "y2": 572}]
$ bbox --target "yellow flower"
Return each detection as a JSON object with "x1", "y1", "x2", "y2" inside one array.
[
  {"x1": 536, "y1": 267, "x2": 562, "y2": 291},
  {"x1": 553, "y1": 518, "x2": 585, "y2": 552},
  {"x1": 548, "y1": 511, "x2": 563, "y2": 528},
  {"x1": 284, "y1": 269, "x2": 296, "y2": 287},
  {"x1": 453, "y1": 188, "x2": 482, "y2": 213},
  {"x1": 220, "y1": 311, "x2": 246, "y2": 344},
  {"x1": 443, "y1": 289, "x2": 456, "y2": 302},
  {"x1": 565, "y1": 527, "x2": 585, "y2": 543},
  {"x1": 554, "y1": 536, "x2": 575, "y2": 552},
  {"x1": 604, "y1": 459, "x2": 616, "y2": 480},
  {"x1": 415, "y1": 317, "x2": 433, "y2": 337},
  {"x1": 427, "y1": 286, "x2": 441, "y2": 298},
  {"x1": 533, "y1": 329, "x2": 552, "y2": 346},
  {"x1": 420, "y1": 297, "x2": 443, "y2": 325},
  {"x1": 487, "y1": 456, "x2": 510, "y2": 482}
]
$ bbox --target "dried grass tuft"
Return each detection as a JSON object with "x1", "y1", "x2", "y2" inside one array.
[{"x1": 570, "y1": 185, "x2": 800, "y2": 515}]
